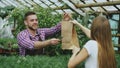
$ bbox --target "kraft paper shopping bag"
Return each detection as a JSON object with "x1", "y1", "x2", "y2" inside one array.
[{"x1": 61, "y1": 20, "x2": 80, "y2": 50}]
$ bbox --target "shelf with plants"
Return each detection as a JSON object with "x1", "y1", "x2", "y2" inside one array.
[{"x1": 0, "y1": 38, "x2": 18, "y2": 55}]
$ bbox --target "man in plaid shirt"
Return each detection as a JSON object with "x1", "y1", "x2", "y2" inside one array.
[{"x1": 17, "y1": 11, "x2": 70, "y2": 56}]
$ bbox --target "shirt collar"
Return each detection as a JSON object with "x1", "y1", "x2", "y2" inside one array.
[{"x1": 26, "y1": 29, "x2": 40, "y2": 38}]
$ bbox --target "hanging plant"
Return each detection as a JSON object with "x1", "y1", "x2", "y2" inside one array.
[{"x1": 0, "y1": 6, "x2": 14, "y2": 19}]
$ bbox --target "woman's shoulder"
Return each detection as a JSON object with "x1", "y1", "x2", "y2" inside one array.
[
  {"x1": 84, "y1": 40, "x2": 98, "y2": 50},
  {"x1": 84, "y1": 40, "x2": 98, "y2": 55},
  {"x1": 85, "y1": 40, "x2": 97, "y2": 46}
]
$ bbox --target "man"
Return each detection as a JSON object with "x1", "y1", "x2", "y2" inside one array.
[{"x1": 17, "y1": 11, "x2": 70, "y2": 56}]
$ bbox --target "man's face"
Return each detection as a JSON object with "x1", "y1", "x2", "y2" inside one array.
[{"x1": 25, "y1": 15, "x2": 38, "y2": 30}]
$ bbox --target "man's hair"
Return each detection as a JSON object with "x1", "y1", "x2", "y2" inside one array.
[{"x1": 24, "y1": 11, "x2": 36, "y2": 20}]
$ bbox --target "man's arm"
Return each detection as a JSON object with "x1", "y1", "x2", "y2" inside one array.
[
  {"x1": 39, "y1": 22, "x2": 61, "y2": 37},
  {"x1": 34, "y1": 38, "x2": 60, "y2": 49},
  {"x1": 38, "y1": 13, "x2": 72, "y2": 37},
  {"x1": 17, "y1": 33, "x2": 34, "y2": 50},
  {"x1": 17, "y1": 32, "x2": 60, "y2": 50}
]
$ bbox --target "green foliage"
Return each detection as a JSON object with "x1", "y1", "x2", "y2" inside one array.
[
  {"x1": 0, "y1": 38, "x2": 18, "y2": 49},
  {"x1": 0, "y1": 54, "x2": 120, "y2": 68},
  {"x1": 0, "y1": 55, "x2": 84, "y2": 68},
  {"x1": 116, "y1": 54, "x2": 120, "y2": 68},
  {"x1": 9, "y1": 7, "x2": 29, "y2": 37},
  {"x1": 33, "y1": 6, "x2": 62, "y2": 28},
  {"x1": 0, "y1": 6, "x2": 14, "y2": 19}
]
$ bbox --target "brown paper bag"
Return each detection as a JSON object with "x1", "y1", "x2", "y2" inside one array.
[{"x1": 61, "y1": 20, "x2": 80, "y2": 50}]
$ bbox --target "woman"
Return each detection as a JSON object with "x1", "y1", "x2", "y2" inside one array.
[{"x1": 68, "y1": 16, "x2": 116, "y2": 68}]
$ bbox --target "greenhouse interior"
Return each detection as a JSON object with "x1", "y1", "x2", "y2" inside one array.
[{"x1": 0, "y1": 0, "x2": 120, "y2": 68}]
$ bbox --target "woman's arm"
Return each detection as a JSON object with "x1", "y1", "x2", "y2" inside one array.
[
  {"x1": 68, "y1": 47, "x2": 89, "y2": 68},
  {"x1": 71, "y1": 20, "x2": 91, "y2": 38}
]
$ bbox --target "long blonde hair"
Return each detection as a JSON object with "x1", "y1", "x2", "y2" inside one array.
[{"x1": 91, "y1": 16, "x2": 116, "y2": 68}]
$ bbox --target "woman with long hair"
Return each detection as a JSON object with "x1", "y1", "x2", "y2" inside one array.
[{"x1": 68, "y1": 16, "x2": 116, "y2": 68}]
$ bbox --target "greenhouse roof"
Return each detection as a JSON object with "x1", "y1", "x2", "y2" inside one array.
[{"x1": 0, "y1": 0, "x2": 120, "y2": 16}]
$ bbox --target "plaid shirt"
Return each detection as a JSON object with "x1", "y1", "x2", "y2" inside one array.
[{"x1": 17, "y1": 23, "x2": 61, "y2": 56}]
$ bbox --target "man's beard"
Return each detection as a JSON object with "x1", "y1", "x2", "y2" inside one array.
[{"x1": 28, "y1": 26, "x2": 37, "y2": 31}]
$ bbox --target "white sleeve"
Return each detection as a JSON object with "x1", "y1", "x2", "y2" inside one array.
[{"x1": 83, "y1": 40, "x2": 97, "y2": 55}]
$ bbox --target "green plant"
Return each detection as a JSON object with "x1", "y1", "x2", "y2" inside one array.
[
  {"x1": 0, "y1": 55, "x2": 84, "y2": 68},
  {"x1": 0, "y1": 6, "x2": 14, "y2": 19},
  {"x1": 0, "y1": 38, "x2": 18, "y2": 55},
  {"x1": 0, "y1": 38, "x2": 18, "y2": 49},
  {"x1": 0, "y1": 54, "x2": 120, "y2": 68}
]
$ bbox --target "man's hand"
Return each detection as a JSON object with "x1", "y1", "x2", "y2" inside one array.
[
  {"x1": 50, "y1": 38, "x2": 60, "y2": 45},
  {"x1": 63, "y1": 13, "x2": 72, "y2": 21}
]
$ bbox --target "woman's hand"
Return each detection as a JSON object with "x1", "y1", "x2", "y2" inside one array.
[
  {"x1": 70, "y1": 20, "x2": 79, "y2": 25},
  {"x1": 72, "y1": 47, "x2": 80, "y2": 55}
]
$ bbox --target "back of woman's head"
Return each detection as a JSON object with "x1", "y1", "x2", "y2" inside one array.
[
  {"x1": 91, "y1": 16, "x2": 111, "y2": 42},
  {"x1": 91, "y1": 16, "x2": 116, "y2": 68}
]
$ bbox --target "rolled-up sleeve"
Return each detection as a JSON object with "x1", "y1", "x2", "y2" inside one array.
[
  {"x1": 38, "y1": 22, "x2": 61, "y2": 37},
  {"x1": 17, "y1": 32, "x2": 34, "y2": 50}
]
